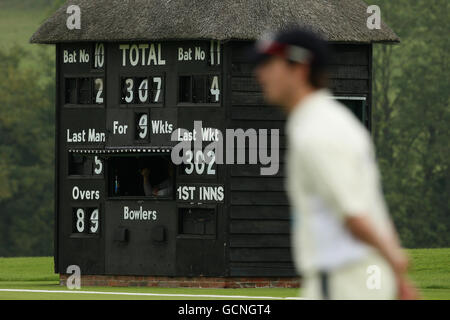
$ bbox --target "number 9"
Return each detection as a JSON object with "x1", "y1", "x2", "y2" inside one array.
[{"x1": 90, "y1": 209, "x2": 99, "y2": 234}]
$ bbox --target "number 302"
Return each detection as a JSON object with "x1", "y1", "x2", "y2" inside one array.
[{"x1": 184, "y1": 150, "x2": 216, "y2": 175}]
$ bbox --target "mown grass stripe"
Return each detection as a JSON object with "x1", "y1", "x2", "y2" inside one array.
[{"x1": 0, "y1": 289, "x2": 303, "y2": 300}]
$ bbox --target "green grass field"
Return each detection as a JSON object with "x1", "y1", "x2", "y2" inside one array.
[{"x1": 0, "y1": 248, "x2": 448, "y2": 300}]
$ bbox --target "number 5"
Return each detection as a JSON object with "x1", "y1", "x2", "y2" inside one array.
[{"x1": 94, "y1": 156, "x2": 103, "y2": 175}]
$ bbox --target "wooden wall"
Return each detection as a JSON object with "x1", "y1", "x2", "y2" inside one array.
[{"x1": 224, "y1": 42, "x2": 372, "y2": 277}]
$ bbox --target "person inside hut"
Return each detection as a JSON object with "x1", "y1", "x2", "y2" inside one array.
[
  {"x1": 141, "y1": 163, "x2": 174, "y2": 197},
  {"x1": 248, "y1": 26, "x2": 419, "y2": 300}
]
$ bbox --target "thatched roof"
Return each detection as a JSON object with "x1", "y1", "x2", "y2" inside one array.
[{"x1": 30, "y1": 0, "x2": 399, "y2": 44}]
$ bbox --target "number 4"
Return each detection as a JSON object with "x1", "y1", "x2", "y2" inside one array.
[{"x1": 210, "y1": 76, "x2": 220, "y2": 102}]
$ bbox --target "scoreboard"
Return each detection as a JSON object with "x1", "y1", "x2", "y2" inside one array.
[
  {"x1": 27, "y1": 0, "x2": 395, "y2": 286},
  {"x1": 55, "y1": 38, "x2": 373, "y2": 279},
  {"x1": 57, "y1": 40, "x2": 228, "y2": 276}
]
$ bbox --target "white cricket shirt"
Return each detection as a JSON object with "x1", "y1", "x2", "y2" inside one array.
[{"x1": 286, "y1": 89, "x2": 393, "y2": 274}]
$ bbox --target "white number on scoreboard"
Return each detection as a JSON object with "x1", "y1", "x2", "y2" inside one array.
[
  {"x1": 184, "y1": 150, "x2": 216, "y2": 175},
  {"x1": 73, "y1": 208, "x2": 100, "y2": 235}
]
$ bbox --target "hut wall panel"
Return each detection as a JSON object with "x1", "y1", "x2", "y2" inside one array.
[
  {"x1": 231, "y1": 106, "x2": 286, "y2": 121},
  {"x1": 230, "y1": 248, "x2": 292, "y2": 262},
  {"x1": 230, "y1": 220, "x2": 290, "y2": 234},
  {"x1": 228, "y1": 119, "x2": 286, "y2": 130},
  {"x1": 330, "y1": 79, "x2": 369, "y2": 93},
  {"x1": 230, "y1": 191, "x2": 289, "y2": 206},
  {"x1": 230, "y1": 177, "x2": 286, "y2": 191},
  {"x1": 228, "y1": 150, "x2": 285, "y2": 164},
  {"x1": 329, "y1": 45, "x2": 369, "y2": 65},
  {"x1": 226, "y1": 41, "x2": 371, "y2": 277},
  {"x1": 230, "y1": 205, "x2": 290, "y2": 220},
  {"x1": 225, "y1": 42, "x2": 292, "y2": 277},
  {"x1": 229, "y1": 263, "x2": 296, "y2": 277},
  {"x1": 232, "y1": 77, "x2": 261, "y2": 92},
  {"x1": 232, "y1": 91, "x2": 266, "y2": 105},
  {"x1": 230, "y1": 164, "x2": 286, "y2": 178},
  {"x1": 329, "y1": 65, "x2": 369, "y2": 79},
  {"x1": 232, "y1": 44, "x2": 369, "y2": 64},
  {"x1": 330, "y1": 45, "x2": 370, "y2": 94},
  {"x1": 232, "y1": 64, "x2": 369, "y2": 80},
  {"x1": 230, "y1": 235, "x2": 290, "y2": 248}
]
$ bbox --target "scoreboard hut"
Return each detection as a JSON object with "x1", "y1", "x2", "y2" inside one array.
[{"x1": 31, "y1": 0, "x2": 399, "y2": 287}]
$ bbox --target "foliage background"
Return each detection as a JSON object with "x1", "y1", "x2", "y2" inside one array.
[{"x1": 0, "y1": 0, "x2": 448, "y2": 256}]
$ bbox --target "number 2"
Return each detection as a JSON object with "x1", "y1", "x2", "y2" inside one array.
[{"x1": 95, "y1": 78, "x2": 103, "y2": 104}]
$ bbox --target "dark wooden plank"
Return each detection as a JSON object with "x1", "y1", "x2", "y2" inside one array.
[
  {"x1": 229, "y1": 235, "x2": 290, "y2": 248},
  {"x1": 228, "y1": 120, "x2": 286, "y2": 134},
  {"x1": 230, "y1": 177, "x2": 286, "y2": 191},
  {"x1": 227, "y1": 145, "x2": 288, "y2": 156},
  {"x1": 230, "y1": 42, "x2": 252, "y2": 63},
  {"x1": 230, "y1": 262, "x2": 295, "y2": 269},
  {"x1": 224, "y1": 130, "x2": 284, "y2": 146},
  {"x1": 226, "y1": 149, "x2": 285, "y2": 164},
  {"x1": 225, "y1": 138, "x2": 287, "y2": 157},
  {"x1": 329, "y1": 65, "x2": 369, "y2": 80},
  {"x1": 230, "y1": 220, "x2": 290, "y2": 234},
  {"x1": 231, "y1": 106, "x2": 286, "y2": 121},
  {"x1": 329, "y1": 45, "x2": 369, "y2": 65},
  {"x1": 329, "y1": 79, "x2": 369, "y2": 93},
  {"x1": 231, "y1": 191, "x2": 289, "y2": 206},
  {"x1": 229, "y1": 263, "x2": 297, "y2": 277},
  {"x1": 231, "y1": 43, "x2": 368, "y2": 62},
  {"x1": 230, "y1": 248, "x2": 292, "y2": 262},
  {"x1": 229, "y1": 164, "x2": 286, "y2": 178},
  {"x1": 232, "y1": 77, "x2": 261, "y2": 92},
  {"x1": 229, "y1": 262, "x2": 296, "y2": 277},
  {"x1": 230, "y1": 205, "x2": 290, "y2": 220},
  {"x1": 231, "y1": 63, "x2": 255, "y2": 76},
  {"x1": 229, "y1": 268, "x2": 297, "y2": 277},
  {"x1": 232, "y1": 91, "x2": 266, "y2": 105},
  {"x1": 231, "y1": 62, "x2": 369, "y2": 79},
  {"x1": 230, "y1": 44, "x2": 369, "y2": 74}
]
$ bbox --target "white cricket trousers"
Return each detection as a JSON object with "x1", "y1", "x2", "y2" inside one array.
[{"x1": 301, "y1": 252, "x2": 397, "y2": 300}]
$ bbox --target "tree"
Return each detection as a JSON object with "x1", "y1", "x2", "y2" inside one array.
[
  {"x1": 0, "y1": 46, "x2": 55, "y2": 256},
  {"x1": 372, "y1": 0, "x2": 449, "y2": 247}
]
